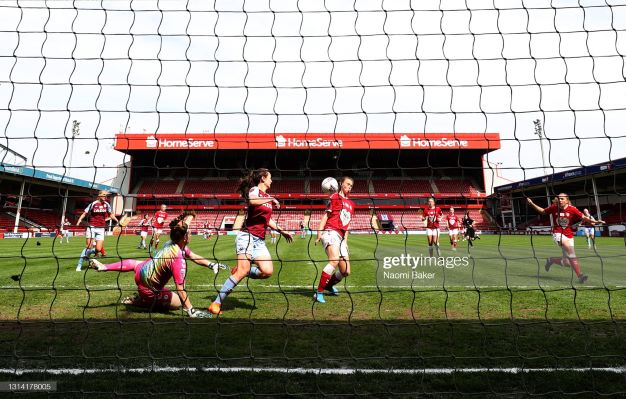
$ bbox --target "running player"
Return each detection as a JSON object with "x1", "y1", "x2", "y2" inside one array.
[
  {"x1": 299, "y1": 220, "x2": 306, "y2": 239},
  {"x1": 581, "y1": 208, "x2": 597, "y2": 249},
  {"x1": 208, "y1": 169, "x2": 293, "y2": 315},
  {"x1": 314, "y1": 176, "x2": 355, "y2": 304},
  {"x1": 150, "y1": 204, "x2": 169, "y2": 251},
  {"x1": 89, "y1": 212, "x2": 224, "y2": 316},
  {"x1": 202, "y1": 221, "x2": 213, "y2": 240},
  {"x1": 424, "y1": 197, "x2": 443, "y2": 257},
  {"x1": 137, "y1": 214, "x2": 151, "y2": 249},
  {"x1": 59, "y1": 217, "x2": 71, "y2": 244},
  {"x1": 446, "y1": 207, "x2": 460, "y2": 251},
  {"x1": 527, "y1": 194, "x2": 604, "y2": 284},
  {"x1": 75, "y1": 191, "x2": 118, "y2": 271}
]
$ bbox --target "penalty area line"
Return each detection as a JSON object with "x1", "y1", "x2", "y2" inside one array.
[{"x1": 0, "y1": 366, "x2": 625, "y2": 376}]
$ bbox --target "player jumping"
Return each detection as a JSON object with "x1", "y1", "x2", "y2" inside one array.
[
  {"x1": 527, "y1": 194, "x2": 604, "y2": 284},
  {"x1": 446, "y1": 207, "x2": 460, "y2": 251},
  {"x1": 314, "y1": 176, "x2": 355, "y2": 304},
  {"x1": 208, "y1": 168, "x2": 293, "y2": 315},
  {"x1": 75, "y1": 191, "x2": 118, "y2": 271},
  {"x1": 89, "y1": 212, "x2": 224, "y2": 317},
  {"x1": 150, "y1": 204, "x2": 168, "y2": 251},
  {"x1": 424, "y1": 197, "x2": 443, "y2": 257},
  {"x1": 137, "y1": 214, "x2": 151, "y2": 249}
]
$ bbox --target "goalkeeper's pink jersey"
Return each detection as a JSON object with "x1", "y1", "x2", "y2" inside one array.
[{"x1": 134, "y1": 241, "x2": 190, "y2": 291}]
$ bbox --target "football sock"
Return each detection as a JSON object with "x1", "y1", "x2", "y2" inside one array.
[
  {"x1": 77, "y1": 248, "x2": 95, "y2": 268},
  {"x1": 550, "y1": 257, "x2": 563, "y2": 266},
  {"x1": 248, "y1": 267, "x2": 264, "y2": 279},
  {"x1": 567, "y1": 257, "x2": 582, "y2": 277},
  {"x1": 326, "y1": 270, "x2": 343, "y2": 289},
  {"x1": 318, "y1": 264, "x2": 335, "y2": 293},
  {"x1": 215, "y1": 276, "x2": 239, "y2": 305},
  {"x1": 104, "y1": 259, "x2": 140, "y2": 272}
]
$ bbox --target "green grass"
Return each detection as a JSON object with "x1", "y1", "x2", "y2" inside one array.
[{"x1": 1, "y1": 233, "x2": 625, "y2": 397}]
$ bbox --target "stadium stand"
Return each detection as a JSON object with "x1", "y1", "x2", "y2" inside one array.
[
  {"x1": 183, "y1": 180, "x2": 239, "y2": 195},
  {"x1": 433, "y1": 179, "x2": 482, "y2": 196},
  {"x1": 372, "y1": 180, "x2": 433, "y2": 195},
  {"x1": 136, "y1": 180, "x2": 180, "y2": 195},
  {"x1": 272, "y1": 210, "x2": 304, "y2": 231},
  {"x1": 270, "y1": 180, "x2": 305, "y2": 195}
]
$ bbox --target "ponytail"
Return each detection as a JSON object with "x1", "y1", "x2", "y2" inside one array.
[
  {"x1": 169, "y1": 211, "x2": 196, "y2": 243},
  {"x1": 238, "y1": 168, "x2": 270, "y2": 199}
]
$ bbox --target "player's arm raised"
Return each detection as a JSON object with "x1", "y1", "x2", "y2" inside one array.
[
  {"x1": 268, "y1": 218, "x2": 293, "y2": 243},
  {"x1": 526, "y1": 197, "x2": 546, "y2": 214},
  {"x1": 581, "y1": 214, "x2": 605, "y2": 225}
]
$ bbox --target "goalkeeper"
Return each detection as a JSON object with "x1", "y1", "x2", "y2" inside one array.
[{"x1": 89, "y1": 212, "x2": 226, "y2": 317}]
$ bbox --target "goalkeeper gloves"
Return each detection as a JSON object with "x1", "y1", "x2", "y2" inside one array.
[{"x1": 186, "y1": 307, "x2": 210, "y2": 318}]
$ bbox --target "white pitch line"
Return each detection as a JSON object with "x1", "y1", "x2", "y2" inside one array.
[{"x1": 0, "y1": 366, "x2": 624, "y2": 376}]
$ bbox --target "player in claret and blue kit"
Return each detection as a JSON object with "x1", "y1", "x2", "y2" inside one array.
[
  {"x1": 208, "y1": 168, "x2": 293, "y2": 315},
  {"x1": 527, "y1": 193, "x2": 604, "y2": 284},
  {"x1": 314, "y1": 176, "x2": 355, "y2": 304},
  {"x1": 75, "y1": 191, "x2": 118, "y2": 271}
]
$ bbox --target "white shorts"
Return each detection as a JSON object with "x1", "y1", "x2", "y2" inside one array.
[
  {"x1": 321, "y1": 230, "x2": 349, "y2": 258},
  {"x1": 60, "y1": 230, "x2": 68, "y2": 235},
  {"x1": 236, "y1": 231, "x2": 271, "y2": 260},
  {"x1": 86, "y1": 226, "x2": 105, "y2": 241},
  {"x1": 448, "y1": 229, "x2": 458, "y2": 236},
  {"x1": 153, "y1": 228, "x2": 163, "y2": 235},
  {"x1": 140, "y1": 231, "x2": 148, "y2": 238},
  {"x1": 426, "y1": 228, "x2": 440, "y2": 237},
  {"x1": 552, "y1": 233, "x2": 574, "y2": 247},
  {"x1": 584, "y1": 227, "x2": 595, "y2": 236}
]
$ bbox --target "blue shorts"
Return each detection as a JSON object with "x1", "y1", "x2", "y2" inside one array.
[{"x1": 236, "y1": 231, "x2": 271, "y2": 260}]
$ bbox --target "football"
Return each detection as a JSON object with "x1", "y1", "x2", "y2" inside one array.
[{"x1": 321, "y1": 177, "x2": 339, "y2": 193}]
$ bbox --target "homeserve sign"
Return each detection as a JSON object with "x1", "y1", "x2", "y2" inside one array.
[
  {"x1": 145, "y1": 136, "x2": 215, "y2": 149},
  {"x1": 399, "y1": 135, "x2": 469, "y2": 148},
  {"x1": 275, "y1": 135, "x2": 343, "y2": 148}
]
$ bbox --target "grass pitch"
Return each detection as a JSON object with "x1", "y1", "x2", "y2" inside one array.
[{"x1": 1, "y1": 233, "x2": 625, "y2": 397}]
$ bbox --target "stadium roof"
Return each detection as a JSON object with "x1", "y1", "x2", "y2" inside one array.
[
  {"x1": 0, "y1": 163, "x2": 118, "y2": 193},
  {"x1": 494, "y1": 157, "x2": 626, "y2": 193},
  {"x1": 114, "y1": 132, "x2": 500, "y2": 152}
]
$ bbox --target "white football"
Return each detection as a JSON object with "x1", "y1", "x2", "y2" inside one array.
[{"x1": 321, "y1": 177, "x2": 339, "y2": 193}]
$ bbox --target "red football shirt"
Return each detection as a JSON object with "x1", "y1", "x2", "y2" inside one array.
[
  {"x1": 544, "y1": 204, "x2": 583, "y2": 239},
  {"x1": 153, "y1": 211, "x2": 168, "y2": 228},
  {"x1": 446, "y1": 214, "x2": 459, "y2": 229},
  {"x1": 243, "y1": 187, "x2": 273, "y2": 239},
  {"x1": 424, "y1": 206, "x2": 443, "y2": 229},
  {"x1": 324, "y1": 192, "x2": 355, "y2": 237},
  {"x1": 84, "y1": 200, "x2": 111, "y2": 228}
]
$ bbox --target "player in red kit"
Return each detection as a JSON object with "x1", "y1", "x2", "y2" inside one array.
[
  {"x1": 150, "y1": 204, "x2": 169, "y2": 251},
  {"x1": 314, "y1": 176, "x2": 355, "y2": 303},
  {"x1": 446, "y1": 207, "x2": 460, "y2": 251},
  {"x1": 75, "y1": 191, "x2": 118, "y2": 271},
  {"x1": 208, "y1": 169, "x2": 293, "y2": 315},
  {"x1": 527, "y1": 193, "x2": 604, "y2": 284},
  {"x1": 424, "y1": 197, "x2": 443, "y2": 257}
]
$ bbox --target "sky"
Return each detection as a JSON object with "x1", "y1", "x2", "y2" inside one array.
[{"x1": 1, "y1": 0, "x2": 625, "y2": 188}]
